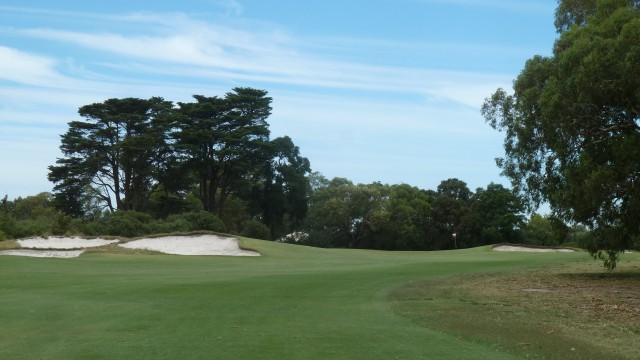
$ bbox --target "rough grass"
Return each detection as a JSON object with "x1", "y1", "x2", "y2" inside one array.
[
  {"x1": 390, "y1": 256, "x2": 640, "y2": 360},
  {"x1": 0, "y1": 239, "x2": 20, "y2": 250}
]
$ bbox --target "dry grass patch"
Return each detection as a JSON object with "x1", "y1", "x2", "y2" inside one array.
[
  {"x1": 390, "y1": 260, "x2": 640, "y2": 360},
  {"x1": 0, "y1": 240, "x2": 20, "y2": 250}
]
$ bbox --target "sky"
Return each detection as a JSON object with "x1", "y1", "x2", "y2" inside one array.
[{"x1": 0, "y1": 0, "x2": 559, "y2": 199}]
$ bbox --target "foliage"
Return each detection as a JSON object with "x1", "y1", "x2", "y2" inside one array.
[
  {"x1": 249, "y1": 136, "x2": 311, "y2": 239},
  {"x1": 163, "y1": 211, "x2": 226, "y2": 233},
  {"x1": 482, "y1": 0, "x2": 640, "y2": 269},
  {"x1": 473, "y1": 183, "x2": 525, "y2": 244},
  {"x1": 99, "y1": 211, "x2": 154, "y2": 238},
  {"x1": 304, "y1": 178, "x2": 527, "y2": 251},
  {"x1": 305, "y1": 179, "x2": 391, "y2": 248},
  {"x1": 49, "y1": 97, "x2": 174, "y2": 214},
  {"x1": 240, "y1": 220, "x2": 272, "y2": 240},
  {"x1": 46, "y1": 88, "x2": 314, "y2": 238},
  {"x1": 175, "y1": 88, "x2": 272, "y2": 215}
]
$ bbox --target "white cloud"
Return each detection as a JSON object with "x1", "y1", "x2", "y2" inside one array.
[
  {"x1": 16, "y1": 12, "x2": 512, "y2": 108},
  {"x1": 0, "y1": 46, "x2": 64, "y2": 86}
]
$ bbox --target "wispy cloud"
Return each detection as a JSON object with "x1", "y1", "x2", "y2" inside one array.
[
  {"x1": 0, "y1": 6, "x2": 516, "y2": 196},
  {"x1": 0, "y1": 46, "x2": 64, "y2": 87},
  {"x1": 14, "y1": 12, "x2": 511, "y2": 108},
  {"x1": 210, "y1": 0, "x2": 243, "y2": 16}
]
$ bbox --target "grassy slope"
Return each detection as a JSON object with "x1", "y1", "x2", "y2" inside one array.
[{"x1": 0, "y1": 239, "x2": 600, "y2": 359}]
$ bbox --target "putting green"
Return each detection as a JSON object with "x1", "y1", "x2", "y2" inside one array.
[{"x1": 0, "y1": 238, "x2": 588, "y2": 359}]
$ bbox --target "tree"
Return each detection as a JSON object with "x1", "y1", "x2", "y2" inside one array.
[
  {"x1": 376, "y1": 184, "x2": 433, "y2": 250},
  {"x1": 430, "y1": 179, "x2": 472, "y2": 249},
  {"x1": 49, "y1": 97, "x2": 174, "y2": 213},
  {"x1": 473, "y1": 183, "x2": 525, "y2": 245},
  {"x1": 251, "y1": 136, "x2": 311, "y2": 238},
  {"x1": 305, "y1": 180, "x2": 389, "y2": 248},
  {"x1": 523, "y1": 213, "x2": 569, "y2": 246},
  {"x1": 482, "y1": 0, "x2": 640, "y2": 269},
  {"x1": 175, "y1": 88, "x2": 272, "y2": 216}
]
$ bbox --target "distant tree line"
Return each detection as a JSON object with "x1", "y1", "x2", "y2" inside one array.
[{"x1": 296, "y1": 176, "x2": 580, "y2": 250}]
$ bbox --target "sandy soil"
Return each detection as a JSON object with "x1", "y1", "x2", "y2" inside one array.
[
  {"x1": 0, "y1": 234, "x2": 259, "y2": 258},
  {"x1": 119, "y1": 235, "x2": 260, "y2": 256},
  {"x1": 493, "y1": 245, "x2": 575, "y2": 253}
]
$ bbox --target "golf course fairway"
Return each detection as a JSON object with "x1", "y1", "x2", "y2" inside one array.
[{"x1": 0, "y1": 238, "x2": 634, "y2": 359}]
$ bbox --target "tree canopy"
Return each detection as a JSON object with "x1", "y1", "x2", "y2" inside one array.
[
  {"x1": 482, "y1": 0, "x2": 640, "y2": 269},
  {"x1": 47, "y1": 88, "x2": 311, "y2": 238},
  {"x1": 48, "y1": 97, "x2": 174, "y2": 214}
]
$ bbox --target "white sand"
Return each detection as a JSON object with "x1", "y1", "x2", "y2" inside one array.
[
  {"x1": 1, "y1": 234, "x2": 259, "y2": 258},
  {"x1": 493, "y1": 245, "x2": 574, "y2": 253},
  {"x1": 17, "y1": 236, "x2": 118, "y2": 249},
  {"x1": 119, "y1": 235, "x2": 260, "y2": 256},
  {"x1": 0, "y1": 249, "x2": 85, "y2": 258}
]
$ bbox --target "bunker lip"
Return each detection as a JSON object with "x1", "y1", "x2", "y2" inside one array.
[{"x1": 0, "y1": 235, "x2": 260, "y2": 258}]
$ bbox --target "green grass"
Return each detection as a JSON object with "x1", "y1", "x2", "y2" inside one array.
[{"x1": 0, "y1": 239, "x2": 635, "y2": 359}]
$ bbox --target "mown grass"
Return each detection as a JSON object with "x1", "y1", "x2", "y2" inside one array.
[{"x1": 0, "y1": 238, "x2": 636, "y2": 359}]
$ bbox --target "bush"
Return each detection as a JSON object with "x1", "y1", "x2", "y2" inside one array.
[
  {"x1": 163, "y1": 211, "x2": 226, "y2": 233},
  {"x1": 7, "y1": 217, "x2": 54, "y2": 239},
  {"x1": 240, "y1": 220, "x2": 271, "y2": 240},
  {"x1": 100, "y1": 211, "x2": 153, "y2": 238},
  {"x1": 51, "y1": 212, "x2": 71, "y2": 235},
  {"x1": 302, "y1": 229, "x2": 335, "y2": 247}
]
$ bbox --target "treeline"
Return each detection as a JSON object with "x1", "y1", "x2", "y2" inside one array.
[
  {"x1": 0, "y1": 179, "x2": 592, "y2": 249},
  {"x1": 1, "y1": 180, "x2": 591, "y2": 250},
  {"x1": 295, "y1": 176, "x2": 589, "y2": 250},
  {"x1": 0, "y1": 87, "x2": 593, "y2": 249}
]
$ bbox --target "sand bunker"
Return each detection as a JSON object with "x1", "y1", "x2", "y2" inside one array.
[
  {"x1": 0, "y1": 234, "x2": 259, "y2": 258},
  {"x1": 0, "y1": 236, "x2": 118, "y2": 258},
  {"x1": 0, "y1": 249, "x2": 85, "y2": 258},
  {"x1": 17, "y1": 236, "x2": 118, "y2": 249},
  {"x1": 493, "y1": 245, "x2": 574, "y2": 253},
  {"x1": 119, "y1": 235, "x2": 260, "y2": 256}
]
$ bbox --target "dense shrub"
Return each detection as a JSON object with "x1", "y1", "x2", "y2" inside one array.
[
  {"x1": 240, "y1": 220, "x2": 271, "y2": 240},
  {"x1": 100, "y1": 211, "x2": 153, "y2": 238},
  {"x1": 163, "y1": 211, "x2": 226, "y2": 233}
]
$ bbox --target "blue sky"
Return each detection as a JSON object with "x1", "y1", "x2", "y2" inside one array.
[{"x1": 0, "y1": 0, "x2": 558, "y2": 198}]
